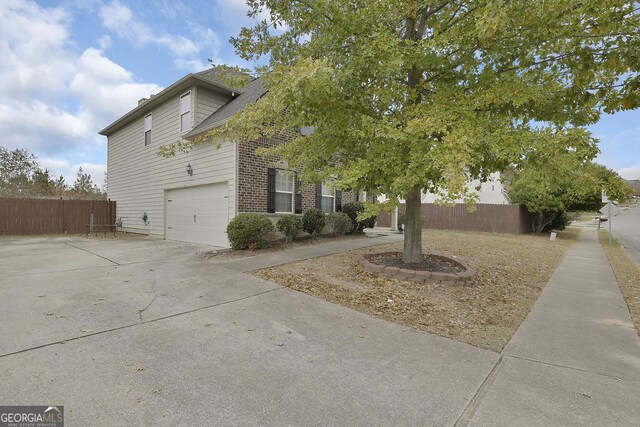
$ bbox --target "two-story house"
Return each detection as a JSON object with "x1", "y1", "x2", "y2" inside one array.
[{"x1": 100, "y1": 69, "x2": 356, "y2": 247}]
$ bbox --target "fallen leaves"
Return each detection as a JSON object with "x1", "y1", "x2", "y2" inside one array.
[{"x1": 253, "y1": 228, "x2": 579, "y2": 352}]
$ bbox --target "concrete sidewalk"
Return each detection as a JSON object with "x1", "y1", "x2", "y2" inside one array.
[
  {"x1": 459, "y1": 227, "x2": 640, "y2": 425},
  {"x1": 218, "y1": 234, "x2": 403, "y2": 272}
]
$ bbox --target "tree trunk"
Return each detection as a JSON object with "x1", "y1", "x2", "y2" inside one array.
[
  {"x1": 402, "y1": 185, "x2": 423, "y2": 263},
  {"x1": 531, "y1": 211, "x2": 556, "y2": 234}
]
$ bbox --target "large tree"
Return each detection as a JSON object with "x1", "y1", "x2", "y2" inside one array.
[
  {"x1": 503, "y1": 129, "x2": 634, "y2": 232},
  {"x1": 0, "y1": 147, "x2": 40, "y2": 197},
  {"x1": 70, "y1": 167, "x2": 105, "y2": 200},
  {"x1": 166, "y1": 0, "x2": 639, "y2": 262}
]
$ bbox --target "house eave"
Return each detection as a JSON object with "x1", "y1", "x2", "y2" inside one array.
[{"x1": 99, "y1": 74, "x2": 241, "y2": 137}]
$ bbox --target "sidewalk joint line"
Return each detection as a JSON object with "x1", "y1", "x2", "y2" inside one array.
[
  {"x1": 0, "y1": 287, "x2": 284, "y2": 360},
  {"x1": 0, "y1": 253, "x2": 205, "y2": 279},
  {"x1": 502, "y1": 353, "x2": 640, "y2": 383},
  {"x1": 454, "y1": 356, "x2": 505, "y2": 426}
]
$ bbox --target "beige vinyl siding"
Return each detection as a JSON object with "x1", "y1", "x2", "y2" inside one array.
[
  {"x1": 194, "y1": 86, "x2": 229, "y2": 126},
  {"x1": 107, "y1": 87, "x2": 236, "y2": 243}
]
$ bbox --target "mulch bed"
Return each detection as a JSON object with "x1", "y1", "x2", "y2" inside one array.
[{"x1": 368, "y1": 254, "x2": 465, "y2": 274}]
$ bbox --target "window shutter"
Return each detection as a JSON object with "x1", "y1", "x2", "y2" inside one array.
[
  {"x1": 294, "y1": 175, "x2": 302, "y2": 214},
  {"x1": 335, "y1": 190, "x2": 342, "y2": 212},
  {"x1": 267, "y1": 168, "x2": 276, "y2": 213},
  {"x1": 315, "y1": 182, "x2": 322, "y2": 209}
]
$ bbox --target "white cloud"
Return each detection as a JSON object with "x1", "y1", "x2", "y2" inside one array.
[
  {"x1": 70, "y1": 48, "x2": 163, "y2": 120},
  {"x1": 174, "y1": 58, "x2": 210, "y2": 73},
  {"x1": 0, "y1": 0, "x2": 163, "y2": 160},
  {"x1": 619, "y1": 165, "x2": 640, "y2": 180},
  {"x1": 98, "y1": 34, "x2": 112, "y2": 49},
  {"x1": 213, "y1": 0, "x2": 287, "y2": 33},
  {"x1": 157, "y1": 0, "x2": 191, "y2": 19},
  {"x1": 0, "y1": 0, "x2": 75, "y2": 99},
  {"x1": 40, "y1": 157, "x2": 106, "y2": 187},
  {"x1": 215, "y1": 0, "x2": 270, "y2": 22},
  {"x1": 99, "y1": 0, "x2": 216, "y2": 69}
]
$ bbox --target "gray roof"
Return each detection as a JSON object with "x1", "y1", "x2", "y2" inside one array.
[
  {"x1": 185, "y1": 77, "x2": 266, "y2": 138},
  {"x1": 100, "y1": 69, "x2": 244, "y2": 136},
  {"x1": 192, "y1": 68, "x2": 247, "y2": 94}
]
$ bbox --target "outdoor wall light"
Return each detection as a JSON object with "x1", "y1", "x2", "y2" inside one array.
[{"x1": 186, "y1": 163, "x2": 193, "y2": 176}]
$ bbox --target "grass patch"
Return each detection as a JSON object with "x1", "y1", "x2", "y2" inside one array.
[
  {"x1": 598, "y1": 231, "x2": 640, "y2": 335},
  {"x1": 253, "y1": 228, "x2": 579, "y2": 352},
  {"x1": 576, "y1": 211, "x2": 599, "y2": 222}
]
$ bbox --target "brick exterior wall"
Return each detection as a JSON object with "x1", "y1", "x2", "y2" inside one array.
[
  {"x1": 237, "y1": 136, "x2": 357, "y2": 214},
  {"x1": 237, "y1": 136, "x2": 281, "y2": 213}
]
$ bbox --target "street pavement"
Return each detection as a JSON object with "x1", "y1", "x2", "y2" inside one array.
[{"x1": 611, "y1": 204, "x2": 640, "y2": 266}]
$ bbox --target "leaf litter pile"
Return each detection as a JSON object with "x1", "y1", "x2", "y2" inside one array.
[{"x1": 253, "y1": 228, "x2": 580, "y2": 352}]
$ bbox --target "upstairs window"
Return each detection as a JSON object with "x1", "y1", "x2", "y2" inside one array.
[
  {"x1": 144, "y1": 113, "x2": 152, "y2": 146},
  {"x1": 180, "y1": 92, "x2": 191, "y2": 132}
]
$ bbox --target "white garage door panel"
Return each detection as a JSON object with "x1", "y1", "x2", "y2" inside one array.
[{"x1": 165, "y1": 183, "x2": 229, "y2": 247}]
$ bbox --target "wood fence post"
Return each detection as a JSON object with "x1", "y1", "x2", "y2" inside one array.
[{"x1": 62, "y1": 198, "x2": 66, "y2": 234}]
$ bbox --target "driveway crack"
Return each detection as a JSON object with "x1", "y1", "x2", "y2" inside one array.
[
  {"x1": 137, "y1": 279, "x2": 157, "y2": 323},
  {"x1": 64, "y1": 242, "x2": 120, "y2": 265}
]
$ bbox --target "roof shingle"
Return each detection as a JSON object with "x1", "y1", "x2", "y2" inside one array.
[{"x1": 186, "y1": 77, "x2": 266, "y2": 138}]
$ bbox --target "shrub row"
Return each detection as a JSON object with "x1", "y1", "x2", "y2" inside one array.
[{"x1": 226, "y1": 202, "x2": 377, "y2": 249}]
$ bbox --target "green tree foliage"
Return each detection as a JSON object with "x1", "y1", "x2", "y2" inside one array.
[
  {"x1": 70, "y1": 167, "x2": 106, "y2": 200},
  {"x1": 0, "y1": 147, "x2": 40, "y2": 197},
  {"x1": 54, "y1": 175, "x2": 67, "y2": 198},
  {"x1": 504, "y1": 131, "x2": 634, "y2": 232},
  {"x1": 164, "y1": 1, "x2": 640, "y2": 262},
  {"x1": 71, "y1": 167, "x2": 94, "y2": 199},
  {"x1": 0, "y1": 146, "x2": 105, "y2": 199},
  {"x1": 31, "y1": 169, "x2": 57, "y2": 198}
]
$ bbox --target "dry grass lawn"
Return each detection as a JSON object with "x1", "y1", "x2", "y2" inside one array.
[
  {"x1": 253, "y1": 228, "x2": 580, "y2": 352},
  {"x1": 598, "y1": 231, "x2": 640, "y2": 335}
]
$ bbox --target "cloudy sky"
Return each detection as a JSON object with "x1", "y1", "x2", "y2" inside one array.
[{"x1": 1, "y1": 0, "x2": 639, "y2": 187}]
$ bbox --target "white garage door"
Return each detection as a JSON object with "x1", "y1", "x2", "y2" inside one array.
[{"x1": 165, "y1": 183, "x2": 229, "y2": 247}]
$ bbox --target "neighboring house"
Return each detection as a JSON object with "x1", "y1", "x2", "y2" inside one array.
[
  {"x1": 378, "y1": 173, "x2": 511, "y2": 205},
  {"x1": 100, "y1": 69, "x2": 356, "y2": 247},
  {"x1": 624, "y1": 179, "x2": 640, "y2": 197},
  {"x1": 419, "y1": 173, "x2": 510, "y2": 204}
]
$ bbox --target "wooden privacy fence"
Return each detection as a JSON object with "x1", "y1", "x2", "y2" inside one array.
[
  {"x1": 0, "y1": 198, "x2": 116, "y2": 235},
  {"x1": 377, "y1": 203, "x2": 532, "y2": 234}
]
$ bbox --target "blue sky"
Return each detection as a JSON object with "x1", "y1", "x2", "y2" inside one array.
[{"x1": 1, "y1": 0, "x2": 639, "y2": 186}]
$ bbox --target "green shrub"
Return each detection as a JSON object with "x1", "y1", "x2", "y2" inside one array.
[
  {"x1": 545, "y1": 211, "x2": 571, "y2": 232},
  {"x1": 302, "y1": 208, "x2": 326, "y2": 235},
  {"x1": 226, "y1": 214, "x2": 274, "y2": 250},
  {"x1": 342, "y1": 201, "x2": 376, "y2": 234},
  {"x1": 326, "y1": 212, "x2": 352, "y2": 236},
  {"x1": 276, "y1": 214, "x2": 303, "y2": 242}
]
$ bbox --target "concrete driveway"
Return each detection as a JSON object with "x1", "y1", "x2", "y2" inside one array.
[{"x1": 0, "y1": 237, "x2": 497, "y2": 426}]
